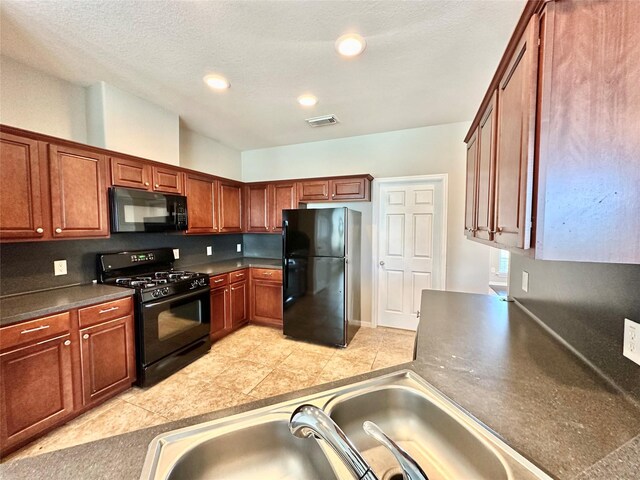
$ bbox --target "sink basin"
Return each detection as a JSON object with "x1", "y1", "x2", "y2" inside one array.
[
  {"x1": 140, "y1": 371, "x2": 551, "y2": 480},
  {"x1": 326, "y1": 386, "x2": 508, "y2": 480}
]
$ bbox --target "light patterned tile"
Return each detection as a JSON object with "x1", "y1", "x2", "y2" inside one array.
[
  {"x1": 316, "y1": 356, "x2": 373, "y2": 384},
  {"x1": 243, "y1": 342, "x2": 294, "y2": 367},
  {"x1": 248, "y1": 369, "x2": 316, "y2": 400},
  {"x1": 293, "y1": 339, "x2": 340, "y2": 357},
  {"x1": 213, "y1": 359, "x2": 273, "y2": 394},
  {"x1": 278, "y1": 349, "x2": 332, "y2": 376},
  {"x1": 163, "y1": 385, "x2": 251, "y2": 421},
  {"x1": 372, "y1": 349, "x2": 414, "y2": 371}
]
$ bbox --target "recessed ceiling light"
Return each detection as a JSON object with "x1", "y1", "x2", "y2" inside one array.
[
  {"x1": 297, "y1": 94, "x2": 318, "y2": 107},
  {"x1": 204, "y1": 74, "x2": 230, "y2": 90},
  {"x1": 335, "y1": 33, "x2": 366, "y2": 57}
]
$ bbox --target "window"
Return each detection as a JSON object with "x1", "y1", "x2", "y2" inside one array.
[{"x1": 490, "y1": 248, "x2": 510, "y2": 284}]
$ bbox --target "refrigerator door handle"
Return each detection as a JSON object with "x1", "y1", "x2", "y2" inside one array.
[{"x1": 282, "y1": 220, "x2": 289, "y2": 289}]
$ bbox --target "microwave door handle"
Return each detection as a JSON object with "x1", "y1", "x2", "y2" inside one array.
[{"x1": 142, "y1": 287, "x2": 208, "y2": 309}]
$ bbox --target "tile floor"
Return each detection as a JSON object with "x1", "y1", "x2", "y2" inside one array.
[{"x1": 3, "y1": 324, "x2": 415, "y2": 463}]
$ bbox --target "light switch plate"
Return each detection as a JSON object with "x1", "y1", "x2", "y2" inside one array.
[
  {"x1": 236, "y1": 243, "x2": 242, "y2": 253},
  {"x1": 54, "y1": 260, "x2": 67, "y2": 276},
  {"x1": 206, "y1": 246, "x2": 213, "y2": 256},
  {"x1": 173, "y1": 248, "x2": 180, "y2": 259},
  {"x1": 623, "y1": 318, "x2": 640, "y2": 366},
  {"x1": 521, "y1": 271, "x2": 529, "y2": 292}
]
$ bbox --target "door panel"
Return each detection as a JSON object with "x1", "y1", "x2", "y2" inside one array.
[
  {"x1": 464, "y1": 131, "x2": 478, "y2": 236},
  {"x1": 270, "y1": 183, "x2": 297, "y2": 233},
  {"x1": 49, "y1": 144, "x2": 109, "y2": 238},
  {"x1": 184, "y1": 173, "x2": 217, "y2": 234},
  {"x1": 330, "y1": 178, "x2": 366, "y2": 201},
  {"x1": 0, "y1": 133, "x2": 47, "y2": 240},
  {"x1": 251, "y1": 280, "x2": 283, "y2": 325},
  {"x1": 152, "y1": 166, "x2": 182, "y2": 194},
  {"x1": 210, "y1": 286, "x2": 229, "y2": 339},
  {"x1": 245, "y1": 184, "x2": 270, "y2": 232},
  {"x1": 298, "y1": 180, "x2": 329, "y2": 201},
  {"x1": 282, "y1": 208, "x2": 345, "y2": 258},
  {"x1": 378, "y1": 181, "x2": 443, "y2": 330},
  {"x1": 476, "y1": 93, "x2": 498, "y2": 241},
  {"x1": 219, "y1": 182, "x2": 242, "y2": 232},
  {"x1": 229, "y1": 281, "x2": 247, "y2": 328},
  {"x1": 110, "y1": 157, "x2": 151, "y2": 190}
]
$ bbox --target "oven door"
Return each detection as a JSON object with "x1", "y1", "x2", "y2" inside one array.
[
  {"x1": 110, "y1": 187, "x2": 188, "y2": 232},
  {"x1": 139, "y1": 287, "x2": 211, "y2": 366}
]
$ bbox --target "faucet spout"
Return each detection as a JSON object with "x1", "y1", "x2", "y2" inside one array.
[{"x1": 290, "y1": 404, "x2": 378, "y2": 480}]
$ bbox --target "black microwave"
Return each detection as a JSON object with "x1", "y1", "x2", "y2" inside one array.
[{"x1": 110, "y1": 187, "x2": 188, "y2": 233}]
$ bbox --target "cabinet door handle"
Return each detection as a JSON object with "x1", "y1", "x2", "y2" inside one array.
[
  {"x1": 64, "y1": 340, "x2": 71, "y2": 346},
  {"x1": 55, "y1": 228, "x2": 62, "y2": 234},
  {"x1": 21, "y1": 325, "x2": 50, "y2": 334},
  {"x1": 155, "y1": 184, "x2": 159, "y2": 188},
  {"x1": 83, "y1": 334, "x2": 90, "y2": 340},
  {"x1": 98, "y1": 306, "x2": 119, "y2": 314},
  {"x1": 36, "y1": 227, "x2": 44, "y2": 234},
  {"x1": 144, "y1": 182, "x2": 150, "y2": 186},
  {"x1": 496, "y1": 227, "x2": 504, "y2": 233}
]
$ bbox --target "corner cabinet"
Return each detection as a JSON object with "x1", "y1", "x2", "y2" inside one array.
[
  {"x1": 218, "y1": 181, "x2": 243, "y2": 233},
  {"x1": 463, "y1": 0, "x2": 640, "y2": 263},
  {"x1": 184, "y1": 173, "x2": 218, "y2": 234},
  {"x1": 249, "y1": 268, "x2": 283, "y2": 326}
]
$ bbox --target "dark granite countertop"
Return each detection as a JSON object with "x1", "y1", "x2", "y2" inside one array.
[
  {"x1": 185, "y1": 257, "x2": 281, "y2": 276},
  {"x1": 2, "y1": 290, "x2": 639, "y2": 479},
  {"x1": 0, "y1": 284, "x2": 134, "y2": 327}
]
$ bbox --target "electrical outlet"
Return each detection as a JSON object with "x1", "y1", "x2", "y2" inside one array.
[
  {"x1": 521, "y1": 271, "x2": 529, "y2": 292},
  {"x1": 206, "y1": 246, "x2": 213, "y2": 256},
  {"x1": 236, "y1": 243, "x2": 242, "y2": 253},
  {"x1": 623, "y1": 318, "x2": 640, "y2": 366},
  {"x1": 173, "y1": 248, "x2": 180, "y2": 259},
  {"x1": 54, "y1": 260, "x2": 67, "y2": 276}
]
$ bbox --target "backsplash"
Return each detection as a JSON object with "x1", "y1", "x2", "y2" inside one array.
[
  {"x1": 0, "y1": 233, "x2": 244, "y2": 296},
  {"x1": 509, "y1": 255, "x2": 640, "y2": 401},
  {"x1": 243, "y1": 234, "x2": 282, "y2": 259}
]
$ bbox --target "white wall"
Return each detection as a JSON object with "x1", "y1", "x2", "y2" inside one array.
[
  {"x1": 0, "y1": 55, "x2": 87, "y2": 142},
  {"x1": 87, "y1": 82, "x2": 180, "y2": 166},
  {"x1": 243, "y1": 122, "x2": 492, "y2": 323},
  {"x1": 179, "y1": 127, "x2": 242, "y2": 181}
]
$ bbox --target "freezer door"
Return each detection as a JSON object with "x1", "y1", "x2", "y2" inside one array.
[
  {"x1": 282, "y1": 208, "x2": 345, "y2": 258},
  {"x1": 283, "y1": 256, "x2": 346, "y2": 347}
]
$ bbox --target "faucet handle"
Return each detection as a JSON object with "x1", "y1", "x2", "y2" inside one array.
[{"x1": 363, "y1": 421, "x2": 429, "y2": 480}]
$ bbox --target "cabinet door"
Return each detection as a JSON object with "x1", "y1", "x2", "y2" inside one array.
[
  {"x1": 298, "y1": 180, "x2": 329, "y2": 201},
  {"x1": 79, "y1": 316, "x2": 135, "y2": 408},
  {"x1": 49, "y1": 144, "x2": 109, "y2": 238},
  {"x1": 476, "y1": 93, "x2": 498, "y2": 241},
  {"x1": 251, "y1": 280, "x2": 283, "y2": 326},
  {"x1": 464, "y1": 130, "x2": 479, "y2": 237},
  {"x1": 229, "y1": 280, "x2": 248, "y2": 328},
  {"x1": 0, "y1": 133, "x2": 48, "y2": 241},
  {"x1": 210, "y1": 286, "x2": 229, "y2": 339},
  {"x1": 0, "y1": 335, "x2": 74, "y2": 452},
  {"x1": 219, "y1": 181, "x2": 243, "y2": 232},
  {"x1": 270, "y1": 182, "x2": 297, "y2": 233},
  {"x1": 110, "y1": 157, "x2": 151, "y2": 190},
  {"x1": 152, "y1": 166, "x2": 183, "y2": 194},
  {"x1": 330, "y1": 177, "x2": 368, "y2": 201},
  {"x1": 245, "y1": 184, "x2": 270, "y2": 233},
  {"x1": 494, "y1": 15, "x2": 539, "y2": 249},
  {"x1": 184, "y1": 173, "x2": 218, "y2": 234}
]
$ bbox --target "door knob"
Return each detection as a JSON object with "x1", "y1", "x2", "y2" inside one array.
[
  {"x1": 36, "y1": 227, "x2": 44, "y2": 234},
  {"x1": 379, "y1": 261, "x2": 385, "y2": 266},
  {"x1": 144, "y1": 182, "x2": 150, "y2": 186},
  {"x1": 55, "y1": 228, "x2": 62, "y2": 234},
  {"x1": 83, "y1": 334, "x2": 89, "y2": 340}
]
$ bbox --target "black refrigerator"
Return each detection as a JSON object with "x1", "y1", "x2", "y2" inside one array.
[{"x1": 282, "y1": 207, "x2": 361, "y2": 347}]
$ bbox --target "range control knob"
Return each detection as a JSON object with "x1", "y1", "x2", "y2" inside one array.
[
  {"x1": 161, "y1": 287, "x2": 170, "y2": 296},
  {"x1": 151, "y1": 290, "x2": 161, "y2": 298},
  {"x1": 198, "y1": 278, "x2": 206, "y2": 286}
]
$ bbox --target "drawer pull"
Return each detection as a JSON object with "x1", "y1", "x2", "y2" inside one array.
[
  {"x1": 214, "y1": 279, "x2": 224, "y2": 283},
  {"x1": 263, "y1": 272, "x2": 273, "y2": 276},
  {"x1": 64, "y1": 340, "x2": 71, "y2": 346},
  {"x1": 98, "y1": 306, "x2": 119, "y2": 314},
  {"x1": 21, "y1": 325, "x2": 50, "y2": 334}
]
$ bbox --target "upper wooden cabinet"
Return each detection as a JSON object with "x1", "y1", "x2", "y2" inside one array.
[
  {"x1": 298, "y1": 179, "x2": 329, "y2": 201},
  {"x1": 218, "y1": 181, "x2": 243, "y2": 233},
  {"x1": 464, "y1": 0, "x2": 639, "y2": 263},
  {"x1": 464, "y1": 130, "x2": 478, "y2": 237},
  {"x1": 330, "y1": 177, "x2": 370, "y2": 201},
  {"x1": 48, "y1": 144, "x2": 109, "y2": 239},
  {"x1": 0, "y1": 133, "x2": 47, "y2": 241},
  {"x1": 270, "y1": 182, "x2": 297, "y2": 233},
  {"x1": 184, "y1": 173, "x2": 218, "y2": 234},
  {"x1": 245, "y1": 184, "x2": 270, "y2": 233},
  {"x1": 111, "y1": 157, "x2": 183, "y2": 194}
]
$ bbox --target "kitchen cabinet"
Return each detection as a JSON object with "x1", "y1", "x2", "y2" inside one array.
[
  {"x1": 184, "y1": 172, "x2": 218, "y2": 234},
  {"x1": 464, "y1": 1, "x2": 640, "y2": 263},
  {"x1": 152, "y1": 166, "x2": 183, "y2": 194},
  {"x1": 229, "y1": 279, "x2": 248, "y2": 329},
  {"x1": 329, "y1": 177, "x2": 370, "y2": 201},
  {"x1": 78, "y1": 315, "x2": 135, "y2": 408},
  {"x1": 464, "y1": 130, "x2": 478, "y2": 237},
  {"x1": 270, "y1": 182, "x2": 297, "y2": 233},
  {"x1": 0, "y1": 133, "x2": 47, "y2": 241},
  {"x1": 48, "y1": 144, "x2": 110, "y2": 239},
  {"x1": 110, "y1": 157, "x2": 151, "y2": 190},
  {"x1": 210, "y1": 284, "x2": 229, "y2": 340},
  {"x1": 297, "y1": 179, "x2": 329, "y2": 202},
  {"x1": 249, "y1": 268, "x2": 283, "y2": 326},
  {"x1": 0, "y1": 297, "x2": 135, "y2": 455},
  {"x1": 245, "y1": 184, "x2": 270, "y2": 233},
  {"x1": 218, "y1": 181, "x2": 243, "y2": 233}
]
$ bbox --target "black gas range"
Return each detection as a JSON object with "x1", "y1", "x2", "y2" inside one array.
[{"x1": 98, "y1": 248, "x2": 211, "y2": 387}]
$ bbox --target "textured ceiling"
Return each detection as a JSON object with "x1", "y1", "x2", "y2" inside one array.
[{"x1": 0, "y1": 0, "x2": 525, "y2": 150}]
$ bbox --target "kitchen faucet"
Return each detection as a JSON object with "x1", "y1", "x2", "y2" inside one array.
[{"x1": 289, "y1": 404, "x2": 428, "y2": 480}]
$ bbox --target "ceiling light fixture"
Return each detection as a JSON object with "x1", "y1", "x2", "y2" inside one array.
[
  {"x1": 204, "y1": 74, "x2": 230, "y2": 90},
  {"x1": 335, "y1": 33, "x2": 366, "y2": 57},
  {"x1": 297, "y1": 94, "x2": 318, "y2": 107}
]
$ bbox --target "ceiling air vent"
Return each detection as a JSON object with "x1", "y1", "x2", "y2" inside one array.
[{"x1": 305, "y1": 115, "x2": 339, "y2": 127}]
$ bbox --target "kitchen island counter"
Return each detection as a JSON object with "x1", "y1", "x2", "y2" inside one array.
[{"x1": 3, "y1": 291, "x2": 639, "y2": 479}]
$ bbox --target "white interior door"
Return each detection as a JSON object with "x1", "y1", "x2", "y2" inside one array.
[{"x1": 377, "y1": 178, "x2": 446, "y2": 330}]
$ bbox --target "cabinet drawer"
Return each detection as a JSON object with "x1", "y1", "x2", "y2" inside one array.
[
  {"x1": 0, "y1": 311, "x2": 71, "y2": 351},
  {"x1": 251, "y1": 268, "x2": 282, "y2": 282},
  {"x1": 78, "y1": 297, "x2": 133, "y2": 328},
  {"x1": 228, "y1": 269, "x2": 248, "y2": 284},
  {"x1": 210, "y1": 273, "x2": 229, "y2": 288}
]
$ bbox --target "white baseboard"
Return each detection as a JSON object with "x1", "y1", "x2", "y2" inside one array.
[{"x1": 351, "y1": 319, "x2": 373, "y2": 328}]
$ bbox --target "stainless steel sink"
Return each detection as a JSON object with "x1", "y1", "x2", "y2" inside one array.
[{"x1": 140, "y1": 371, "x2": 551, "y2": 480}]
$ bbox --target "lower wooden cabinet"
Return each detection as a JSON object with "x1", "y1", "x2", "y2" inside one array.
[
  {"x1": 79, "y1": 315, "x2": 135, "y2": 408},
  {"x1": 210, "y1": 285, "x2": 229, "y2": 340},
  {"x1": 229, "y1": 279, "x2": 248, "y2": 328},
  {"x1": 0, "y1": 334, "x2": 74, "y2": 452},
  {"x1": 0, "y1": 297, "x2": 135, "y2": 455},
  {"x1": 249, "y1": 268, "x2": 283, "y2": 327}
]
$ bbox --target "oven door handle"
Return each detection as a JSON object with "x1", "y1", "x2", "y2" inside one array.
[{"x1": 142, "y1": 287, "x2": 209, "y2": 309}]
